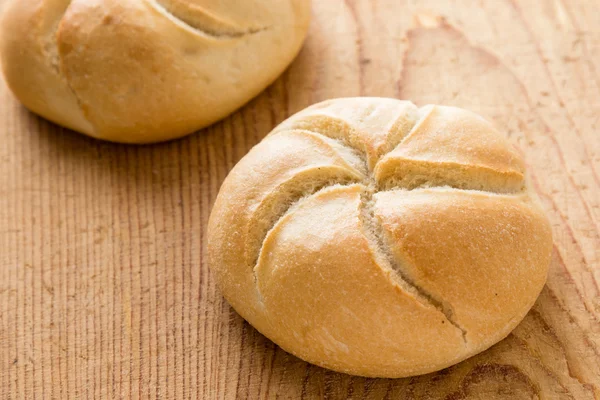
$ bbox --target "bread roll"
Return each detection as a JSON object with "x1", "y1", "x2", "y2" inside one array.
[
  {"x1": 0, "y1": 0, "x2": 310, "y2": 143},
  {"x1": 208, "y1": 97, "x2": 552, "y2": 378}
]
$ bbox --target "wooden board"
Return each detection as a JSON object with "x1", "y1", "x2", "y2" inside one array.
[{"x1": 0, "y1": 0, "x2": 599, "y2": 398}]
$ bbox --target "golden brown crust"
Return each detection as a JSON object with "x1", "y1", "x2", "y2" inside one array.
[
  {"x1": 0, "y1": 0, "x2": 311, "y2": 143},
  {"x1": 375, "y1": 105, "x2": 526, "y2": 192},
  {"x1": 0, "y1": 0, "x2": 93, "y2": 134},
  {"x1": 374, "y1": 188, "x2": 552, "y2": 344},
  {"x1": 208, "y1": 97, "x2": 552, "y2": 377},
  {"x1": 255, "y1": 184, "x2": 467, "y2": 376}
]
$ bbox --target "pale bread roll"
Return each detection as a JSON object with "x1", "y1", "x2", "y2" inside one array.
[
  {"x1": 0, "y1": 0, "x2": 310, "y2": 143},
  {"x1": 208, "y1": 97, "x2": 552, "y2": 378}
]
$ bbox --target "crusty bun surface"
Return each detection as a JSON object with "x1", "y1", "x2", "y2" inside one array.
[
  {"x1": 0, "y1": 0, "x2": 310, "y2": 143},
  {"x1": 208, "y1": 97, "x2": 552, "y2": 378}
]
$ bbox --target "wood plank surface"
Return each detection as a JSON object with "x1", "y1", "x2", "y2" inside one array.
[{"x1": 0, "y1": 0, "x2": 599, "y2": 398}]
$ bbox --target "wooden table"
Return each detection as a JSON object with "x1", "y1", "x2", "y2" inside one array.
[{"x1": 1, "y1": 0, "x2": 598, "y2": 398}]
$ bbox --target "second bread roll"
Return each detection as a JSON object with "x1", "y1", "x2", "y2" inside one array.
[{"x1": 0, "y1": 0, "x2": 310, "y2": 143}]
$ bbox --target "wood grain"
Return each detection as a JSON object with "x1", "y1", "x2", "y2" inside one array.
[{"x1": 0, "y1": 0, "x2": 599, "y2": 398}]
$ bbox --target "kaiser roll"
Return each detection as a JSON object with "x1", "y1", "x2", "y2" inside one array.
[
  {"x1": 208, "y1": 97, "x2": 552, "y2": 378},
  {"x1": 0, "y1": 0, "x2": 310, "y2": 143}
]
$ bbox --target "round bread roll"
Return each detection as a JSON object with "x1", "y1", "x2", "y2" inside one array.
[
  {"x1": 0, "y1": 0, "x2": 310, "y2": 143},
  {"x1": 208, "y1": 97, "x2": 552, "y2": 378}
]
